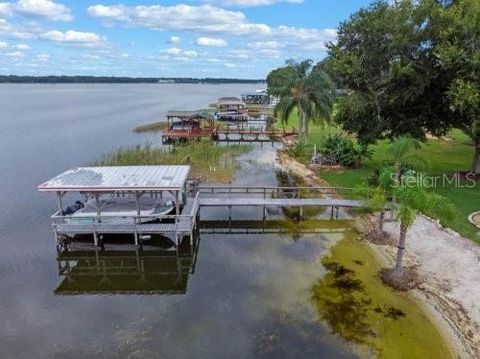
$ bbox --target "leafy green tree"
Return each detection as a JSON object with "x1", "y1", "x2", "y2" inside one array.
[
  {"x1": 329, "y1": 1, "x2": 446, "y2": 142},
  {"x1": 435, "y1": 0, "x2": 480, "y2": 173},
  {"x1": 267, "y1": 59, "x2": 335, "y2": 139},
  {"x1": 328, "y1": 0, "x2": 480, "y2": 173}
]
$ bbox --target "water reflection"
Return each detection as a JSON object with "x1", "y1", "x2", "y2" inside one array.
[{"x1": 55, "y1": 235, "x2": 198, "y2": 295}]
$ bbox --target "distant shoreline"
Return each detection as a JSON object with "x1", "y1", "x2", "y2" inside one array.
[{"x1": 0, "y1": 75, "x2": 265, "y2": 84}]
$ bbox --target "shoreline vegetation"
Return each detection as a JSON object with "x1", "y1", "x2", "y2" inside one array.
[
  {"x1": 132, "y1": 122, "x2": 169, "y2": 133},
  {"x1": 94, "y1": 140, "x2": 251, "y2": 183}
]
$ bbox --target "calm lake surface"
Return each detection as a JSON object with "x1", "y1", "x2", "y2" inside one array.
[
  {"x1": 0, "y1": 84, "x2": 444, "y2": 358},
  {"x1": 0, "y1": 84, "x2": 359, "y2": 357}
]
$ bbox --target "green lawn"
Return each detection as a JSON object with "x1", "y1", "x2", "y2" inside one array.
[{"x1": 276, "y1": 113, "x2": 480, "y2": 242}]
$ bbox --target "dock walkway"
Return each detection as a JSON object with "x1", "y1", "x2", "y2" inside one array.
[
  {"x1": 53, "y1": 186, "x2": 360, "y2": 244},
  {"x1": 198, "y1": 197, "x2": 359, "y2": 208}
]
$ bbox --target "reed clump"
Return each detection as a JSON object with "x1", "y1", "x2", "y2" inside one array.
[
  {"x1": 94, "y1": 140, "x2": 251, "y2": 183},
  {"x1": 132, "y1": 122, "x2": 169, "y2": 133}
]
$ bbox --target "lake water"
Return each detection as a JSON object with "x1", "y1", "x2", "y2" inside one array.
[
  {"x1": 0, "y1": 84, "x2": 450, "y2": 358},
  {"x1": 0, "y1": 84, "x2": 361, "y2": 357}
]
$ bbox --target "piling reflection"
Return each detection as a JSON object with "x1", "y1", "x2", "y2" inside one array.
[{"x1": 55, "y1": 235, "x2": 198, "y2": 295}]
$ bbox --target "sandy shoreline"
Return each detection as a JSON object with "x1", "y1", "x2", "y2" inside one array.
[{"x1": 275, "y1": 149, "x2": 479, "y2": 358}]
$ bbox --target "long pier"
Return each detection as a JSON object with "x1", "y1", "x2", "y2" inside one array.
[
  {"x1": 196, "y1": 185, "x2": 358, "y2": 220},
  {"x1": 53, "y1": 185, "x2": 359, "y2": 246},
  {"x1": 162, "y1": 129, "x2": 297, "y2": 144},
  {"x1": 212, "y1": 129, "x2": 297, "y2": 143}
]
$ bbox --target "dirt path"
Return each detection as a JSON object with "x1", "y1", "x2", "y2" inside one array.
[
  {"x1": 276, "y1": 150, "x2": 479, "y2": 357},
  {"x1": 276, "y1": 151, "x2": 331, "y2": 188}
]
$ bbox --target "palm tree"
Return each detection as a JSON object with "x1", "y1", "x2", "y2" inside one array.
[
  {"x1": 388, "y1": 177, "x2": 455, "y2": 281},
  {"x1": 269, "y1": 59, "x2": 335, "y2": 140},
  {"x1": 387, "y1": 136, "x2": 429, "y2": 219},
  {"x1": 356, "y1": 167, "x2": 394, "y2": 236},
  {"x1": 387, "y1": 136, "x2": 428, "y2": 176}
]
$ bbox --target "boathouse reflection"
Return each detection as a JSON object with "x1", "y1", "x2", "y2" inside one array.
[{"x1": 55, "y1": 234, "x2": 199, "y2": 295}]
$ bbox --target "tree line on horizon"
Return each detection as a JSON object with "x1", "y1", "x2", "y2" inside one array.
[
  {"x1": 267, "y1": 0, "x2": 480, "y2": 174},
  {"x1": 0, "y1": 75, "x2": 265, "y2": 84}
]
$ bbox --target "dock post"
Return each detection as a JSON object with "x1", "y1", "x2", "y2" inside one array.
[
  {"x1": 335, "y1": 206, "x2": 339, "y2": 219},
  {"x1": 330, "y1": 206, "x2": 334, "y2": 219},
  {"x1": 134, "y1": 219, "x2": 139, "y2": 246},
  {"x1": 263, "y1": 206, "x2": 267, "y2": 221},
  {"x1": 93, "y1": 229, "x2": 98, "y2": 247}
]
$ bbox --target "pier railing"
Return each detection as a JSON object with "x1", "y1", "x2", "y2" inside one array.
[
  {"x1": 51, "y1": 193, "x2": 201, "y2": 236},
  {"x1": 197, "y1": 186, "x2": 353, "y2": 199}
]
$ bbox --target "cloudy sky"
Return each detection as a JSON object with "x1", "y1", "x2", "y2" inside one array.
[{"x1": 0, "y1": 0, "x2": 370, "y2": 78}]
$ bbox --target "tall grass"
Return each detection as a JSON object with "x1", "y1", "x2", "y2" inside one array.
[
  {"x1": 94, "y1": 140, "x2": 251, "y2": 183},
  {"x1": 132, "y1": 122, "x2": 169, "y2": 133}
]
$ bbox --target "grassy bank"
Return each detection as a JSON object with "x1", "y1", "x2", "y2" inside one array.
[
  {"x1": 312, "y1": 235, "x2": 452, "y2": 358},
  {"x1": 275, "y1": 112, "x2": 480, "y2": 241},
  {"x1": 94, "y1": 140, "x2": 251, "y2": 183}
]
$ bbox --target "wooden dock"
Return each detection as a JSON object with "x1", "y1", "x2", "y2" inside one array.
[
  {"x1": 162, "y1": 128, "x2": 298, "y2": 144},
  {"x1": 212, "y1": 129, "x2": 297, "y2": 143},
  {"x1": 51, "y1": 186, "x2": 360, "y2": 245}
]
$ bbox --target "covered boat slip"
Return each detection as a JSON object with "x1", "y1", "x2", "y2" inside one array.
[
  {"x1": 215, "y1": 97, "x2": 248, "y2": 121},
  {"x1": 38, "y1": 166, "x2": 199, "y2": 245},
  {"x1": 162, "y1": 110, "x2": 215, "y2": 143}
]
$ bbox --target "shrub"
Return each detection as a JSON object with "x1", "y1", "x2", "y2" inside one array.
[{"x1": 320, "y1": 134, "x2": 372, "y2": 168}]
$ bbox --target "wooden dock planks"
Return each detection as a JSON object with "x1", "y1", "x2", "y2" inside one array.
[{"x1": 198, "y1": 197, "x2": 359, "y2": 208}]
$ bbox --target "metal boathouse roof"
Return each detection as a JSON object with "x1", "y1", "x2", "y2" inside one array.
[{"x1": 38, "y1": 166, "x2": 190, "y2": 192}]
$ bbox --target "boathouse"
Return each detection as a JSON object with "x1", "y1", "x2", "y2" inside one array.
[
  {"x1": 215, "y1": 97, "x2": 247, "y2": 121},
  {"x1": 162, "y1": 110, "x2": 215, "y2": 143},
  {"x1": 241, "y1": 91, "x2": 269, "y2": 105},
  {"x1": 38, "y1": 165, "x2": 199, "y2": 245}
]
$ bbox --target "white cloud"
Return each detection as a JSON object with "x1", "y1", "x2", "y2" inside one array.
[
  {"x1": 160, "y1": 47, "x2": 198, "y2": 61},
  {"x1": 209, "y1": 0, "x2": 303, "y2": 7},
  {"x1": 40, "y1": 30, "x2": 107, "y2": 47},
  {"x1": 0, "y1": 40, "x2": 8, "y2": 48},
  {"x1": 5, "y1": 50, "x2": 24, "y2": 58},
  {"x1": 247, "y1": 40, "x2": 281, "y2": 50},
  {"x1": 257, "y1": 48, "x2": 280, "y2": 57},
  {"x1": 224, "y1": 62, "x2": 236, "y2": 68},
  {"x1": 0, "y1": 18, "x2": 38, "y2": 39},
  {"x1": 0, "y1": 3, "x2": 12, "y2": 17},
  {"x1": 87, "y1": 4, "x2": 126, "y2": 19},
  {"x1": 82, "y1": 54, "x2": 101, "y2": 60},
  {"x1": 196, "y1": 37, "x2": 227, "y2": 47},
  {"x1": 168, "y1": 35, "x2": 181, "y2": 45},
  {"x1": 15, "y1": 43, "x2": 30, "y2": 50},
  {"x1": 87, "y1": 3, "x2": 336, "y2": 50},
  {"x1": 87, "y1": 4, "x2": 270, "y2": 36},
  {"x1": 35, "y1": 53, "x2": 49, "y2": 62},
  {"x1": 226, "y1": 49, "x2": 250, "y2": 59},
  {"x1": 1, "y1": 0, "x2": 73, "y2": 22}
]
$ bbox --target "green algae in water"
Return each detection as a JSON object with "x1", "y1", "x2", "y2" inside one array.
[{"x1": 311, "y1": 236, "x2": 452, "y2": 358}]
